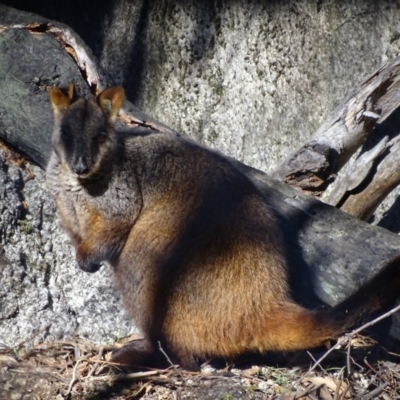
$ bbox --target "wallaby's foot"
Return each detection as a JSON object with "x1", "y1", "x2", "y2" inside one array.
[
  {"x1": 111, "y1": 338, "x2": 156, "y2": 369},
  {"x1": 111, "y1": 339, "x2": 201, "y2": 372},
  {"x1": 177, "y1": 354, "x2": 201, "y2": 372},
  {"x1": 170, "y1": 349, "x2": 201, "y2": 372}
]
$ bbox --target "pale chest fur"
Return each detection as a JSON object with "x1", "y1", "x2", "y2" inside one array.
[{"x1": 46, "y1": 153, "x2": 142, "y2": 240}]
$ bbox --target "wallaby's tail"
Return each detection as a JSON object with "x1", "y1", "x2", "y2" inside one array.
[
  {"x1": 257, "y1": 255, "x2": 400, "y2": 354},
  {"x1": 326, "y1": 254, "x2": 400, "y2": 334}
]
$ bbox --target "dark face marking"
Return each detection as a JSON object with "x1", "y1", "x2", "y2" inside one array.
[{"x1": 58, "y1": 98, "x2": 116, "y2": 177}]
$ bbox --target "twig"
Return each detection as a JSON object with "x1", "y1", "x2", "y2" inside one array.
[
  {"x1": 347, "y1": 353, "x2": 364, "y2": 373},
  {"x1": 363, "y1": 358, "x2": 378, "y2": 374},
  {"x1": 158, "y1": 341, "x2": 180, "y2": 372},
  {"x1": 307, "y1": 338, "x2": 348, "y2": 376},
  {"x1": 362, "y1": 382, "x2": 388, "y2": 399},
  {"x1": 119, "y1": 370, "x2": 161, "y2": 380},
  {"x1": 338, "y1": 381, "x2": 350, "y2": 400},
  {"x1": 86, "y1": 346, "x2": 104, "y2": 378},
  {"x1": 334, "y1": 379, "x2": 342, "y2": 400},
  {"x1": 307, "y1": 351, "x2": 327, "y2": 374},
  {"x1": 346, "y1": 341, "x2": 352, "y2": 375},
  {"x1": 346, "y1": 303, "x2": 400, "y2": 337},
  {"x1": 65, "y1": 357, "x2": 82, "y2": 396}
]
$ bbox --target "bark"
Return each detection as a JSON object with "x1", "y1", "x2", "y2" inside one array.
[
  {"x1": 1, "y1": 4, "x2": 400, "y2": 345},
  {"x1": 327, "y1": 135, "x2": 400, "y2": 221},
  {"x1": 273, "y1": 56, "x2": 400, "y2": 199}
]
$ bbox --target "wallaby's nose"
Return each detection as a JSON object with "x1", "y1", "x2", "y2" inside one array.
[{"x1": 73, "y1": 157, "x2": 89, "y2": 175}]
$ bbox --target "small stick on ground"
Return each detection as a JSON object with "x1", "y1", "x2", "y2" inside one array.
[
  {"x1": 346, "y1": 341, "x2": 352, "y2": 375},
  {"x1": 65, "y1": 357, "x2": 82, "y2": 396},
  {"x1": 157, "y1": 341, "x2": 179, "y2": 371},
  {"x1": 307, "y1": 351, "x2": 328, "y2": 375},
  {"x1": 86, "y1": 346, "x2": 104, "y2": 378}
]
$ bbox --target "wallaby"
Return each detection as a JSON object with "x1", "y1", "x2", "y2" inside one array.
[{"x1": 47, "y1": 85, "x2": 400, "y2": 371}]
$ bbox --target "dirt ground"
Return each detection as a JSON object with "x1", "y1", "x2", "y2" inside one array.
[{"x1": 1, "y1": 334, "x2": 400, "y2": 400}]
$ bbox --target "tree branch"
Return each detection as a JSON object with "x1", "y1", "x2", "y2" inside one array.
[{"x1": 273, "y1": 56, "x2": 400, "y2": 199}]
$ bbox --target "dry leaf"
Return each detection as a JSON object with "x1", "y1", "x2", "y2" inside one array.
[
  {"x1": 116, "y1": 333, "x2": 145, "y2": 345},
  {"x1": 0, "y1": 354, "x2": 18, "y2": 366},
  {"x1": 242, "y1": 365, "x2": 260, "y2": 377},
  {"x1": 306, "y1": 377, "x2": 350, "y2": 398}
]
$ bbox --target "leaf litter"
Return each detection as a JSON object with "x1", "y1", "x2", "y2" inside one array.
[{"x1": 0, "y1": 332, "x2": 399, "y2": 400}]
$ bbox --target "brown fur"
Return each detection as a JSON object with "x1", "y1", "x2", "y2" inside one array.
[{"x1": 47, "y1": 85, "x2": 400, "y2": 371}]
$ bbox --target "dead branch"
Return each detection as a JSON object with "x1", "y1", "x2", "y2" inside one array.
[
  {"x1": 326, "y1": 135, "x2": 400, "y2": 220},
  {"x1": 273, "y1": 56, "x2": 400, "y2": 201}
]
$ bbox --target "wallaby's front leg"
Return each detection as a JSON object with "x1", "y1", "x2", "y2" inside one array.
[
  {"x1": 75, "y1": 241, "x2": 103, "y2": 273},
  {"x1": 52, "y1": 200, "x2": 103, "y2": 272},
  {"x1": 75, "y1": 225, "x2": 131, "y2": 273},
  {"x1": 109, "y1": 206, "x2": 202, "y2": 371},
  {"x1": 73, "y1": 208, "x2": 132, "y2": 272}
]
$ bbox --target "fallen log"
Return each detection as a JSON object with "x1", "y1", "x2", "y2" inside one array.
[{"x1": 273, "y1": 55, "x2": 400, "y2": 214}]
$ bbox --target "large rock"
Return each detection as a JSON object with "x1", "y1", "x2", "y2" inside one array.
[
  {"x1": 4, "y1": 1, "x2": 400, "y2": 172},
  {"x1": 0, "y1": 152, "x2": 133, "y2": 347}
]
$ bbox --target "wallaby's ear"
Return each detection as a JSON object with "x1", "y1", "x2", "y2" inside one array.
[
  {"x1": 49, "y1": 83, "x2": 75, "y2": 116},
  {"x1": 97, "y1": 86, "x2": 125, "y2": 123}
]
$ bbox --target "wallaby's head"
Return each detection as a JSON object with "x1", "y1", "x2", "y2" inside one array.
[{"x1": 49, "y1": 84, "x2": 125, "y2": 178}]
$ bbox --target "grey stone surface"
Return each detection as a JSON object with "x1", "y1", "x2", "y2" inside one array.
[
  {"x1": 97, "y1": 1, "x2": 400, "y2": 173},
  {"x1": 4, "y1": 1, "x2": 400, "y2": 172},
  {"x1": 0, "y1": 153, "x2": 133, "y2": 348}
]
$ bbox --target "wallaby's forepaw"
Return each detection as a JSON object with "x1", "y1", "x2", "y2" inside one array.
[
  {"x1": 78, "y1": 261, "x2": 101, "y2": 273},
  {"x1": 111, "y1": 338, "x2": 156, "y2": 369},
  {"x1": 76, "y1": 251, "x2": 102, "y2": 273}
]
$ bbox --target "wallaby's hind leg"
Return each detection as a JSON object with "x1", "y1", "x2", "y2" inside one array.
[
  {"x1": 163, "y1": 301, "x2": 338, "y2": 368},
  {"x1": 111, "y1": 337, "x2": 201, "y2": 371},
  {"x1": 111, "y1": 337, "x2": 157, "y2": 369}
]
